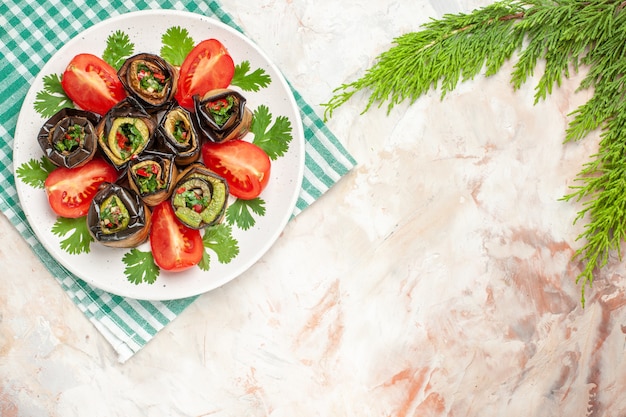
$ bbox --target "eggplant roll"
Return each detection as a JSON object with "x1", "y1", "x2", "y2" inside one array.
[
  {"x1": 127, "y1": 151, "x2": 178, "y2": 206},
  {"x1": 87, "y1": 182, "x2": 152, "y2": 248},
  {"x1": 193, "y1": 89, "x2": 252, "y2": 143},
  {"x1": 171, "y1": 163, "x2": 229, "y2": 229},
  {"x1": 37, "y1": 108, "x2": 100, "y2": 168},
  {"x1": 96, "y1": 97, "x2": 156, "y2": 170},
  {"x1": 156, "y1": 105, "x2": 201, "y2": 166},
  {"x1": 118, "y1": 53, "x2": 178, "y2": 110}
]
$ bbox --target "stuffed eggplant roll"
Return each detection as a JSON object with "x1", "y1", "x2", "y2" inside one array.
[
  {"x1": 37, "y1": 108, "x2": 100, "y2": 168},
  {"x1": 193, "y1": 89, "x2": 252, "y2": 143},
  {"x1": 87, "y1": 182, "x2": 152, "y2": 248},
  {"x1": 127, "y1": 151, "x2": 178, "y2": 206},
  {"x1": 171, "y1": 163, "x2": 229, "y2": 229},
  {"x1": 118, "y1": 53, "x2": 178, "y2": 111},
  {"x1": 96, "y1": 97, "x2": 156, "y2": 170},
  {"x1": 157, "y1": 105, "x2": 201, "y2": 166}
]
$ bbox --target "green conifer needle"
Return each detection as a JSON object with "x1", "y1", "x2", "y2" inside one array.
[{"x1": 323, "y1": 0, "x2": 626, "y2": 306}]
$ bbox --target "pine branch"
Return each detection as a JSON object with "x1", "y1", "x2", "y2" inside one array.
[
  {"x1": 323, "y1": 0, "x2": 626, "y2": 306},
  {"x1": 322, "y1": 0, "x2": 528, "y2": 119},
  {"x1": 563, "y1": 107, "x2": 626, "y2": 304}
]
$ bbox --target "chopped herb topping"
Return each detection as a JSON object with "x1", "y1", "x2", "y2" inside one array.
[
  {"x1": 172, "y1": 119, "x2": 189, "y2": 143},
  {"x1": 137, "y1": 63, "x2": 167, "y2": 93},
  {"x1": 177, "y1": 186, "x2": 210, "y2": 213},
  {"x1": 134, "y1": 163, "x2": 164, "y2": 194},
  {"x1": 54, "y1": 124, "x2": 85, "y2": 153},
  {"x1": 100, "y1": 195, "x2": 130, "y2": 233},
  {"x1": 208, "y1": 95, "x2": 235, "y2": 126},
  {"x1": 115, "y1": 122, "x2": 144, "y2": 158}
]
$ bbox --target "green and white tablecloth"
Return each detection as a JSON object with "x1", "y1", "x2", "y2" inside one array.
[{"x1": 0, "y1": 0, "x2": 356, "y2": 362}]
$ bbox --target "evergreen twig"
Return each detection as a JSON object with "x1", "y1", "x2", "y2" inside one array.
[{"x1": 323, "y1": 0, "x2": 626, "y2": 306}]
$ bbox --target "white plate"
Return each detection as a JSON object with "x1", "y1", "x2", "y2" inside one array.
[{"x1": 13, "y1": 10, "x2": 305, "y2": 300}]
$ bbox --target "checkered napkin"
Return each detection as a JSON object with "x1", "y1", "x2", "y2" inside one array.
[{"x1": 0, "y1": 0, "x2": 356, "y2": 362}]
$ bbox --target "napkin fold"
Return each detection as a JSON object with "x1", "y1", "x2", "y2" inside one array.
[{"x1": 0, "y1": 0, "x2": 356, "y2": 362}]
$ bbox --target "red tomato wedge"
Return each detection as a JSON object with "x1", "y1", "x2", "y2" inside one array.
[
  {"x1": 150, "y1": 201, "x2": 204, "y2": 272},
  {"x1": 201, "y1": 140, "x2": 271, "y2": 200},
  {"x1": 61, "y1": 53, "x2": 127, "y2": 115},
  {"x1": 44, "y1": 158, "x2": 118, "y2": 218},
  {"x1": 175, "y1": 39, "x2": 235, "y2": 109}
]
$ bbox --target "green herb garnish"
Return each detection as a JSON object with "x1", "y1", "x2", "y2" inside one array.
[
  {"x1": 33, "y1": 74, "x2": 73, "y2": 118},
  {"x1": 251, "y1": 104, "x2": 292, "y2": 160},
  {"x1": 123, "y1": 249, "x2": 159, "y2": 285},
  {"x1": 54, "y1": 124, "x2": 84, "y2": 153},
  {"x1": 172, "y1": 120, "x2": 189, "y2": 143},
  {"x1": 51, "y1": 216, "x2": 94, "y2": 255},
  {"x1": 100, "y1": 195, "x2": 130, "y2": 233},
  {"x1": 137, "y1": 174, "x2": 159, "y2": 193},
  {"x1": 137, "y1": 63, "x2": 166, "y2": 93},
  {"x1": 226, "y1": 198, "x2": 266, "y2": 231},
  {"x1": 208, "y1": 95, "x2": 235, "y2": 126},
  {"x1": 198, "y1": 223, "x2": 240, "y2": 271},
  {"x1": 16, "y1": 156, "x2": 56, "y2": 188},
  {"x1": 134, "y1": 164, "x2": 164, "y2": 194},
  {"x1": 160, "y1": 26, "x2": 195, "y2": 66},
  {"x1": 103, "y1": 30, "x2": 134, "y2": 70},
  {"x1": 116, "y1": 122, "x2": 145, "y2": 158},
  {"x1": 181, "y1": 189, "x2": 209, "y2": 210},
  {"x1": 231, "y1": 60, "x2": 272, "y2": 92}
]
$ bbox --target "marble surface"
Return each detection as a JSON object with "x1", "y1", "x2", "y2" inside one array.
[{"x1": 3, "y1": 0, "x2": 626, "y2": 416}]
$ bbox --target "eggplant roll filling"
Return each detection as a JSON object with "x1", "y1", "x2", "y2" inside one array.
[
  {"x1": 157, "y1": 106, "x2": 200, "y2": 166},
  {"x1": 87, "y1": 182, "x2": 152, "y2": 248},
  {"x1": 37, "y1": 108, "x2": 100, "y2": 168},
  {"x1": 171, "y1": 164, "x2": 229, "y2": 229},
  {"x1": 118, "y1": 53, "x2": 178, "y2": 110},
  {"x1": 96, "y1": 98, "x2": 156, "y2": 169},
  {"x1": 193, "y1": 89, "x2": 252, "y2": 143},
  {"x1": 128, "y1": 152, "x2": 177, "y2": 206}
]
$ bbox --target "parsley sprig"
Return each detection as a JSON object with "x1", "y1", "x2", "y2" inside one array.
[
  {"x1": 102, "y1": 30, "x2": 134, "y2": 70},
  {"x1": 231, "y1": 61, "x2": 271, "y2": 92},
  {"x1": 226, "y1": 198, "x2": 266, "y2": 231},
  {"x1": 51, "y1": 217, "x2": 93, "y2": 255},
  {"x1": 199, "y1": 224, "x2": 240, "y2": 271},
  {"x1": 15, "y1": 157, "x2": 56, "y2": 188},
  {"x1": 123, "y1": 249, "x2": 159, "y2": 285},
  {"x1": 33, "y1": 74, "x2": 73, "y2": 118},
  {"x1": 160, "y1": 26, "x2": 195, "y2": 66},
  {"x1": 251, "y1": 104, "x2": 293, "y2": 160}
]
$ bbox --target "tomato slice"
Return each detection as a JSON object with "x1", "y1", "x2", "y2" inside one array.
[
  {"x1": 201, "y1": 140, "x2": 271, "y2": 200},
  {"x1": 150, "y1": 201, "x2": 204, "y2": 271},
  {"x1": 44, "y1": 158, "x2": 118, "y2": 218},
  {"x1": 175, "y1": 39, "x2": 235, "y2": 109},
  {"x1": 61, "y1": 53, "x2": 127, "y2": 116}
]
